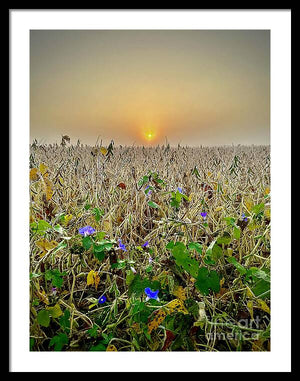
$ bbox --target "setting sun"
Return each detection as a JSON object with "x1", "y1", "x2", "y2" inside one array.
[{"x1": 144, "y1": 130, "x2": 156, "y2": 141}]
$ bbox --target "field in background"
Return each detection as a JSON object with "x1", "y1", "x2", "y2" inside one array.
[{"x1": 29, "y1": 142, "x2": 270, "y2": 351}]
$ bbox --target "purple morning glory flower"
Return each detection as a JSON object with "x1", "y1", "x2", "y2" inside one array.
[
  {"x1": 242, "y1": 213, "x2": 248, "y2": 222},
  {"x1": 118, "y1": 239, "x2": 127, "y2": 252},
  {"x1": 98, "y1": 295, "x2": 107, "y2": 304},
  {"x1": 177, "y1": 187, "x2": 183, "y2": 193},
  {"x1": 51, "y1": 287, "x2": 57, "y2": 296},
  {"x1": 148, "y1": 257, "x2": 153, "y2": 264},
  {"x1": 142, "y1": 241, "x2": 149, "y2": 248},
  {"x1": 78, "y1": 226, "x2": 96, "y2": 236},
  {"x1": 200, "y1": 212, "x2": 207, "y2": 219},
  {"x1": 145, "y1": 185, "x2": 152, "y2": 196},
  {"x1": 144, "y1": 287, "x2": 159, "y2": 301}
]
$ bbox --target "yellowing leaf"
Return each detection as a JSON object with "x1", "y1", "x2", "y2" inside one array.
[
  {"x1": 172, "y1": 286, "x2": 186, "y2": 301},
  {"x1": 47, "y1": 303, "x2": 63, "y2": 318},
  {"x1": 244, "y1": 197, "x2": 253, "y2": 213},
  {"x1": 35, "y1": 239, "x2": 58, "y2": 257},
  {"x1": 87, "y1": 270, "x2": 100, "y2": 290},
  {"x1": 207, "y1": 171, "x2": 212, "y2": 177},
  {"x1": 87, "y1": 270, "x2": 95, "y2": 286},
  {"x1": 39, "y1": 163, "x2": 48, "y2": 177},
  {"x1": 147, "y1": 299, "x2": 189, "y2": 334},
  {"x1": 247, "y1": 300, "x2": 254, "y2": 320},
  {"x1": 63, "y1": 214, "x2": 73, "y2": 226},
  {"x1": 256, "y1": 299, "x2": 270, "y2": 314},
  {"x1": 248, "y1": 221, "x2": 259, "y2": 231},
  {"x1": 36, "y1": 239, "x2": 58, "y2": 251},
  {"x1": 148, "y1": 309, "x2": 167, "y2": 334},
  {"x1": 246, "y1": 286, "x2": 255, "y2": 299},
  {"x1": 38, "y1": 251, "x2": 47, "y2": 258},
  {"x1": 226, "y1": 248, "x2": 233, "y2": 257},
  {"x1": 165, "y1": 298, "x2": 188, "y2": 315},
  {"x1": 265, "y1": 187, "x2": 270, "y2": 195},
  {"x1": 30, "y1": 168, "x2": 39, "y2": 181},
  {"x1": 106, "y1": 344, "x2": 117, "y2": 351},
  {"x1": 94, "y1": 275, "x2": 100, "y2": 290},
  {"x1": 264, "y1": 208, "x2": 271, "y2": 219},
  {"x1": 100, "y1": 147, "x2": 108, "y2": 155},
  {"x1": 215, "y1": 206, "x2": 223, "y2": 212},
  {"x1": 220, "y1": 277, "x2": 225, "y2": 288}
]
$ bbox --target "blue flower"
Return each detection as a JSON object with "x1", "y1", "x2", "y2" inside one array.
[
  {"x1": 118, "y1": 239, "x2": 127, "y2": 252},
  {"x1": 142, "y1": 241, "x2": 149, "y2": 248},
  {"x1": 145, "y1": 185, "x2": 152, "y2": 196},
  {"x1": 98, "y1": 295, "x2": 107, "y2": 304},
  {"x1": 242, "y1": 213, "x2": 248, "y2": 222},
  {"x1": 200, "y1": 212, "x2": 207, "y2": 219},
  {"x1": 177, "y1": 187, "x2": 183, "y2": 193},
  {"x1": 144, "y1": 287, "x2": 159, "y2": 301},
  {"x1": 78, "y1": 226, "x2": 96, "y2": 236}
]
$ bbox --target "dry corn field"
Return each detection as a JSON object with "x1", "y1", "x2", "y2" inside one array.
[{"x1": 29, "y1": 142, "x2": 271, "y2": 352}]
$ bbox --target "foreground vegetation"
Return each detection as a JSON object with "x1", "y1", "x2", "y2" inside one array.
[{"x1": 29, "y1": 139, "x2": 270, "y2": 351}]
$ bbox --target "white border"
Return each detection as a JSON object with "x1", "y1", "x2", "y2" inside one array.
[{"x1": 10, "y1": 10, "x2": 291, "y2": 372}]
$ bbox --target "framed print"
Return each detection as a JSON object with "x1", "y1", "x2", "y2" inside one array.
[{"x1": 10, "y1": 9, "x2": 291, "y2": 372}]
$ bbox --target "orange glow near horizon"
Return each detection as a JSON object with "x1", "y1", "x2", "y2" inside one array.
[{"x1": 30, "y1": 30, "x2": 270, "y2": 146}]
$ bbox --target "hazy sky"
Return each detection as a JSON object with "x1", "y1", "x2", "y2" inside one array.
[{"x1": 30, "y1": 30, "x2": 270, "y2": 146}]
